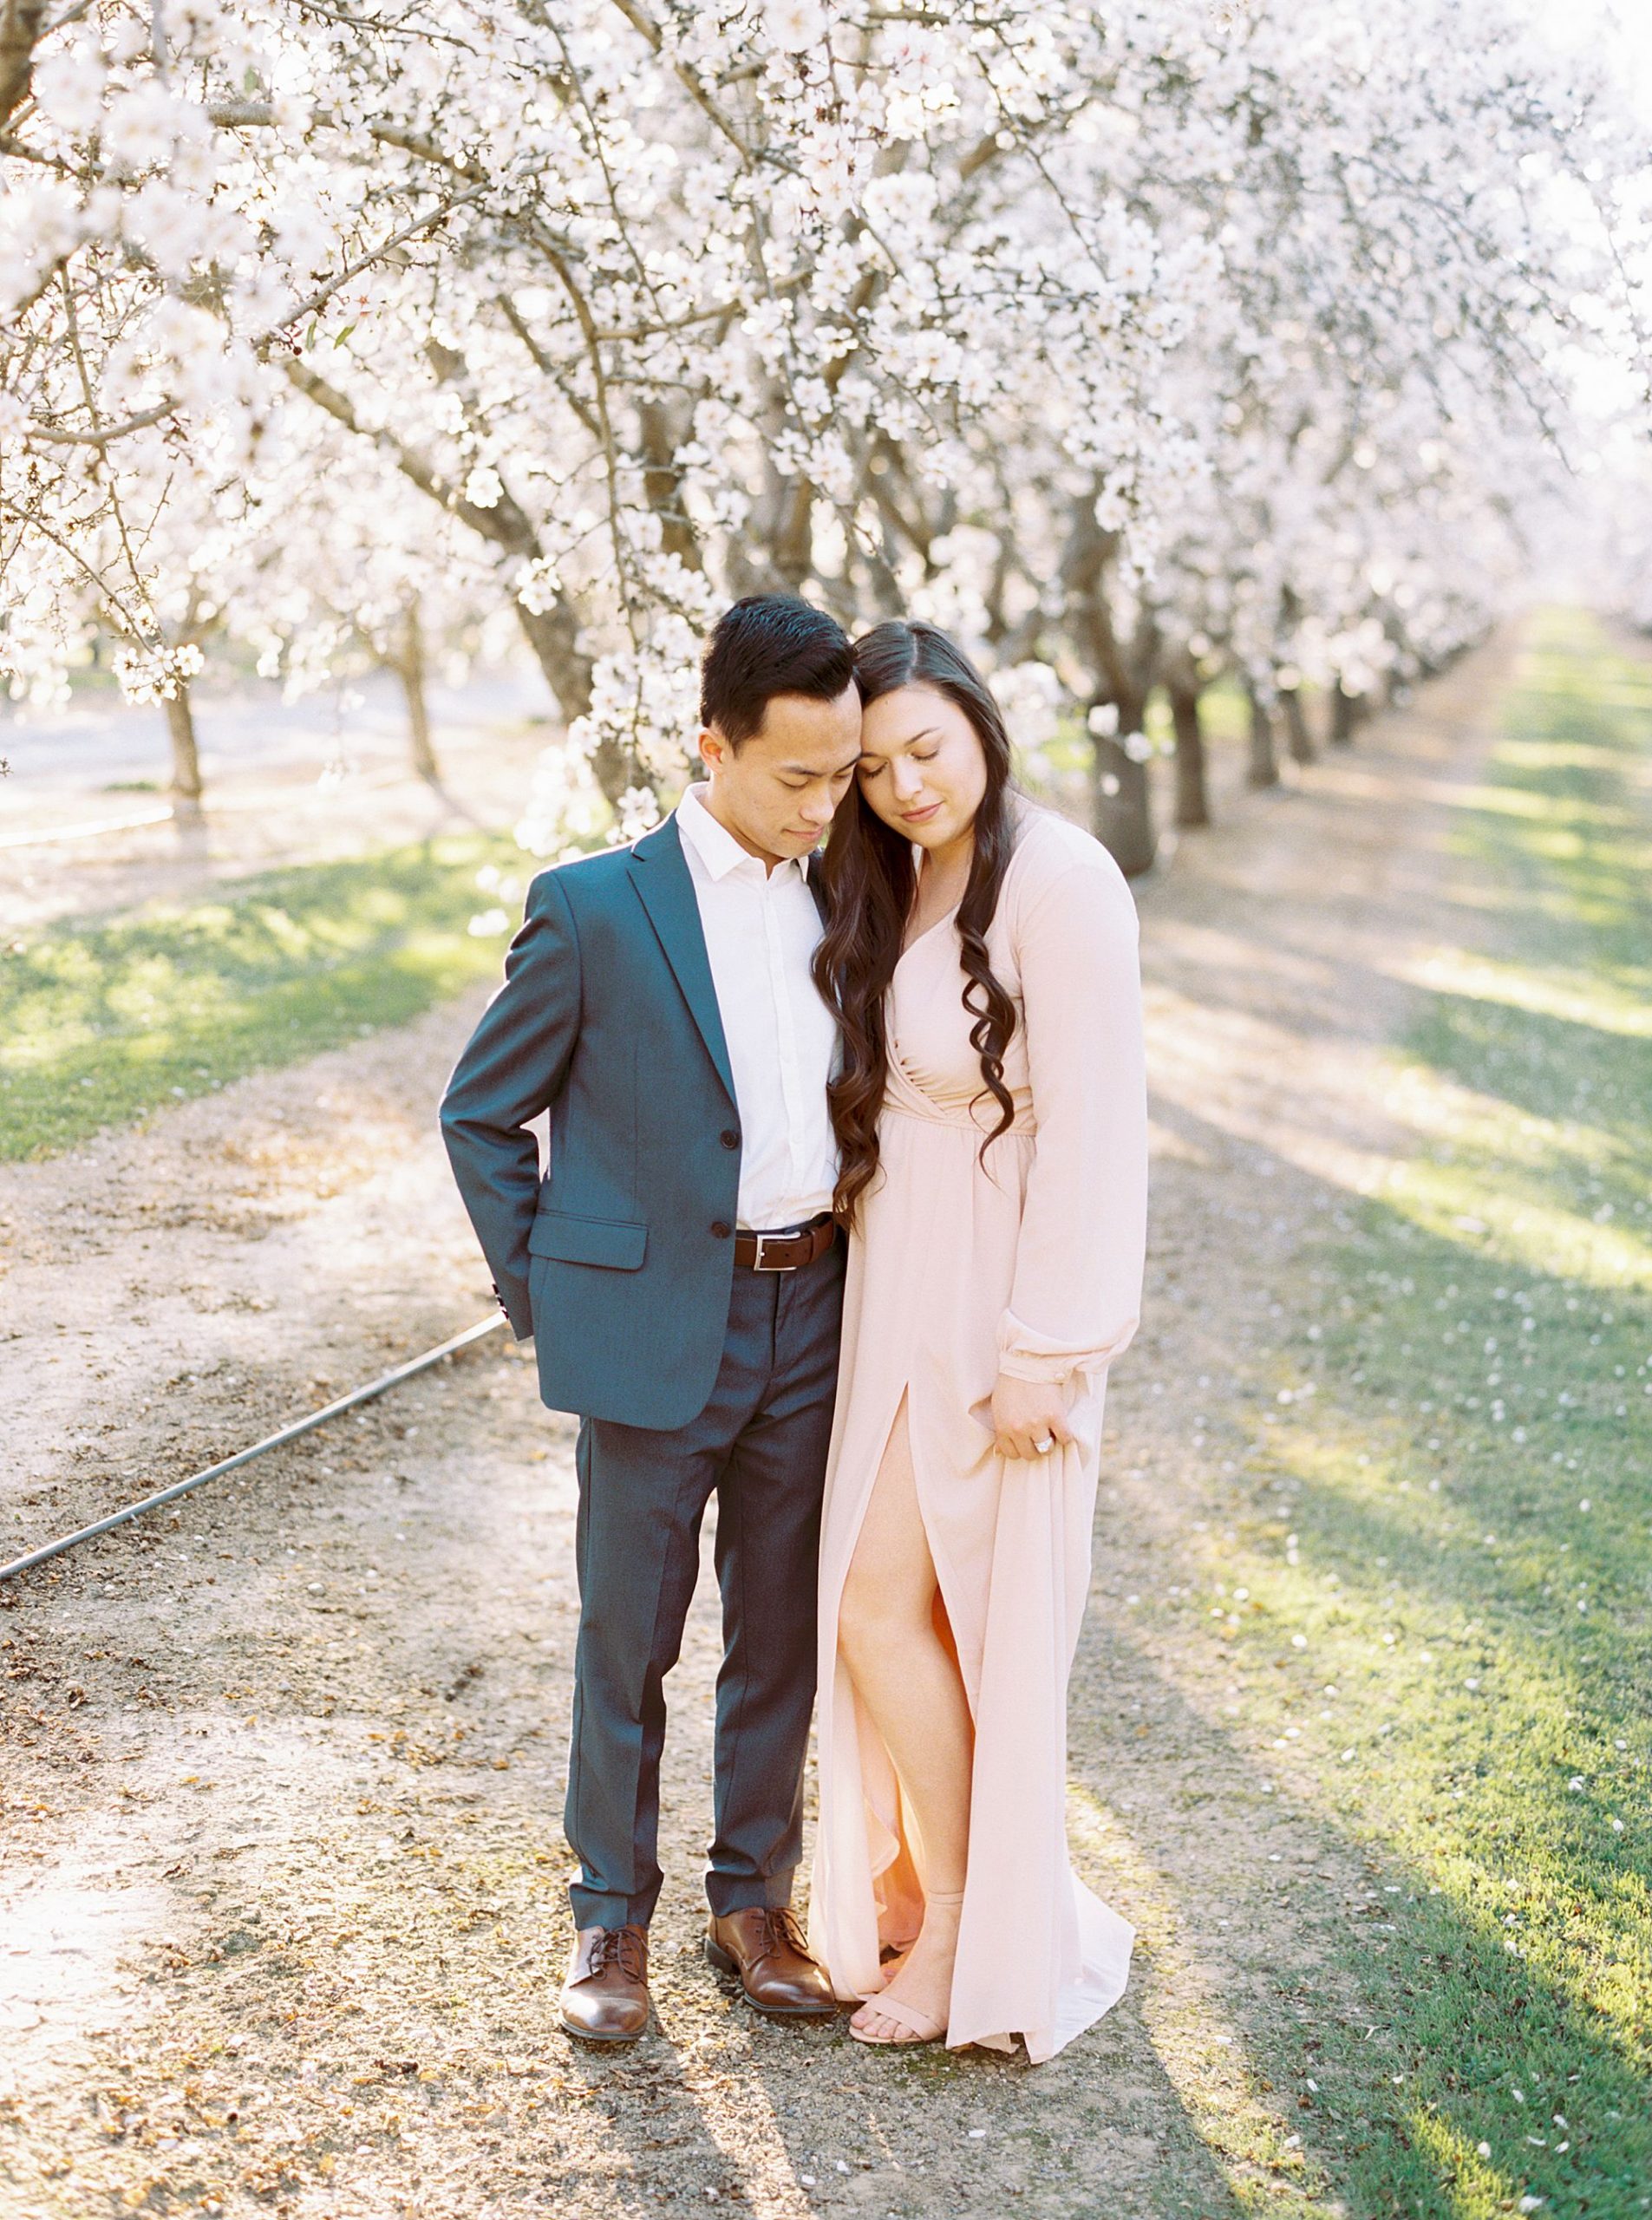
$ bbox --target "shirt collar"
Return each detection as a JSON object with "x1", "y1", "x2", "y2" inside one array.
[{"x1": 676, "y1": 783, "x2": 807, "y2": 884}]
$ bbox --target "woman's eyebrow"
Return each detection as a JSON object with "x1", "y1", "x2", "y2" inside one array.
[{"x1": 857, "y1": 736, "x2": 937, "y2": 763}]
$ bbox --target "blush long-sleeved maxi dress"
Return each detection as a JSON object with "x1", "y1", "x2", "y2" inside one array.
[{"x1": 807, "y1": 802, "x2": 1148, "y2": 2062}]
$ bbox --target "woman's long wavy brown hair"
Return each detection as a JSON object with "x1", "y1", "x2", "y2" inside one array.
[{"x1": 813, "y1": 620, "x2": 1021, "y2": 1225}]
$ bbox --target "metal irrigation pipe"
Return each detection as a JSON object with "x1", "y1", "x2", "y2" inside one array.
[{"x1": 0, "y1": 1313, "x2": 508, "y2": 1584}]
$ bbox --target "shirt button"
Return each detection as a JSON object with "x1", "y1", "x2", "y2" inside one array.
[
  {"x1": 710, "y1": 1220, "x2": 732, "y2": 1240},
  {"x1": 721, "y1": 1129, "x2": 740, "y2": 1150}
]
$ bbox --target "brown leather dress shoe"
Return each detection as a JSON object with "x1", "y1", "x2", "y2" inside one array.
[
  {"x1": 558, "y1": 1923, "x2": 650, "y2": 2044},
  {"x1": 705, "y1": 1906, "x2": 838, "y2": 2019}
]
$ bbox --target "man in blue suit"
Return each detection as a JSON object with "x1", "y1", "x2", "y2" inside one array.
[{"x1": 441, "y1": 596, "x2": 861, "y2": 2043}]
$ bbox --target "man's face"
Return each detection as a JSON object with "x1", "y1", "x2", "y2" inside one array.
[{"x1": 698, "y1": 683, "x2": 862, "y2": 865}]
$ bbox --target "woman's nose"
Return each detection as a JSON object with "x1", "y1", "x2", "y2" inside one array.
[{"x1": 891, "y1": 759, "x2": 924, "y2": 798}]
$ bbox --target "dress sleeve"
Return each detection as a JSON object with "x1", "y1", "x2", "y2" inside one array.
[{"x1": 996, "y1": 850, "x2": 1147, "y2": 1384}]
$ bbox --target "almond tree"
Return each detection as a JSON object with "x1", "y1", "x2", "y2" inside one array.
[{"x1": 3, "y1": 0, "x2": 1642, "y2": 866}]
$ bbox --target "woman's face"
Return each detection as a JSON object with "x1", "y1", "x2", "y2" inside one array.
[{"x1": 853, "y1": 682, "x2": 989, "y2": 854}]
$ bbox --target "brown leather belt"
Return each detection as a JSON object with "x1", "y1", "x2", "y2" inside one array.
[{"x1": 734, "y1": 1213, "x2": 838, "y2": 1272}]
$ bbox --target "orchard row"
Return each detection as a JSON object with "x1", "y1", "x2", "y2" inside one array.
[{"x1": 3, "y1": 0, "x2": 1645, "y2": 868}]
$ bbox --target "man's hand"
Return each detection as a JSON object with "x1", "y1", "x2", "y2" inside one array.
[{"x1": 990, "y1": 1372, "x2": 1075, "y2": 1463}]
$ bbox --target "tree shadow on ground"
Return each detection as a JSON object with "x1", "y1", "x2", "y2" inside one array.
[
  {"x1": 1089, "y1": 1034, "x2": 1649, "y2": 2220},
  {"x1": 1065, "y1": 1616, "x2": 1651, "y2": 2220}
]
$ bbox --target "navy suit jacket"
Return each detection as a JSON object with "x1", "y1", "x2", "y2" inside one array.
[{"x1": 440, "y1": 813, "x2": 821, "y2": 1431}]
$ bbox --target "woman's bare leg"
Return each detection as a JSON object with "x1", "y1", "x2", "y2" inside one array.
[{"x1": 837, "y1": 1396, "x2": 972, "y2": 2040}]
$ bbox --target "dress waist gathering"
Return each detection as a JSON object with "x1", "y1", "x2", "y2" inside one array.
[{"x1": 881, "y1": 1063, "x2": 1037, "y2": 1139}]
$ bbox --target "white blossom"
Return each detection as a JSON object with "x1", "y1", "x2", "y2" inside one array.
[
  {"x1": 0, "y1": 0, "x2": 1640, "y2": 860},
  {"x1": 464, "y1": 466, "x2": 505, "y2": 512},
  {"x1": 766, "y1": 0, "x2": 829, "y2": 56},
  {"x1": 31, "y1": 52, "x2": 107, "y2": 134}
]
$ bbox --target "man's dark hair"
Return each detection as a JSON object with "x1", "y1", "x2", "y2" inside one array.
[{"x1": 699, "y1": 593, "x2": 854, "y2": 748}]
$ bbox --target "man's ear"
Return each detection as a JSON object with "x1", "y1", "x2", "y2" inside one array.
[{"x1": 696, "y1": 725, "x2": 727, "y2": 775}]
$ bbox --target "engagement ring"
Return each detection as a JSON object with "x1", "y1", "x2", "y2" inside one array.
[{"x1": 1034, "y1": 1436, "x2": 1054, "y2": 1455}]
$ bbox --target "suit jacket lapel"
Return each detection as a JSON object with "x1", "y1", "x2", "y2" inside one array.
[
  {"x1": 805, "y1": 849, "x2": 828, "y2": 926},
  {"x1": 628, "y1": 813, "x2": 736, "y2": 1104}
]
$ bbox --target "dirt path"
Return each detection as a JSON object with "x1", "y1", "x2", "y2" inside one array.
[
  {"x1": 1, "y1": 669, "x2": 548, "y2": 936},
  {"x1": 0, "y1": 637, "x2": 1512, "y2": 2219}
]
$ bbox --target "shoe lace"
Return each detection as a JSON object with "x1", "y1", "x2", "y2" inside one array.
[
  {"x1": 756, "y1": 1906, "x2": 806, "y2": 1960},
  {"x1": 591, "y1": 1926, "x2": 646, "y2": 1982}
]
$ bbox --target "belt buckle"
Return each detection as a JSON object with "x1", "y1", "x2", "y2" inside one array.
[{"x1": 752, "y1": 1230, "x2": 800, "y2": 1272}]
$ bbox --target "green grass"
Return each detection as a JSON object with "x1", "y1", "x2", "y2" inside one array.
[
  {"x1": 0, "y1": 834, "x2": 527, "y2": 1159},
  {"x1": 1143, "y1": 671, "x2": 1254, "y2": 754},
  {"x1": 1030, "y1": 674, "x2": 1252, "y2": 788},
  {"x1": 1178, "y1": 611, "x2": 1651, "y2": 2217}
]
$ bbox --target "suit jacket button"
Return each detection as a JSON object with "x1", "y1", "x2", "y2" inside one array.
[
  {"x1": 721, "y1": 1129, "x2": 740, "y2": 1150},
  {"x1": 710, "y1": 1220, "x2": 732, "y2": 1239}
]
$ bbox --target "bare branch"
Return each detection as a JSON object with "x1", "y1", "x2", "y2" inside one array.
[
  {"x1": 258, "y1": 186, "x2": 488, "y2": 343},
  {"x1": 24, "y1": 398, "x2": 180, "y2": 445},
  {"x1": 603, "y1": 0, "x2": 755, "y2": 167}
]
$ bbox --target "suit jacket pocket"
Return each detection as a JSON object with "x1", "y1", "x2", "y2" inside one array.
[{"x1": 528, "y1": 1211, "x2": 648, "y2": 1270}]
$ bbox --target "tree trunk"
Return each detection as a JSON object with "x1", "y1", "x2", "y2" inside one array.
[
  {"x1": 637, "y1": 398, "x2": 702, "y2": 569},
  {"x1": 1330, "y1": 686, "x2": 1359, "y2": 746},
  {"x1": 1168, "y1": 679, "x2": 1210, "y2": 828},
  {"x1": 393, "y1": 605, "x2": 441, "y2": 784},
  {"x1": 772, "y1": 476, "x2": 814, "y2": 590},
  {"x1": 0, "y1": 0, "x2": 48, "y2": 134},
  {"x1": 165, "y1": 682, "x2": 203, "y2": 813},
  {"x1": 1057, "y1": 496, "x2": 1158, "y2": 877},
  {"x1": 1281, "y1": 685, "x2": 1315, "y2": 766},
  {"x1": 1245, "y1": 686, "x2": 1279, "y2": 789},
  {"x1": 1088, "y1": 689, "x2": 1155, "y2": 876},
  {"x1": 282, "y1": 357, "x2": 630, "y2": 800},
  {"x1": 511, "y1": 597, "x2": 640, "y2": 803}
]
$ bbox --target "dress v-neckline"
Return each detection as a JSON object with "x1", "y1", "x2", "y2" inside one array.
[{"x1": 898, "y1": 900, "x2": 961, "y2": 964}]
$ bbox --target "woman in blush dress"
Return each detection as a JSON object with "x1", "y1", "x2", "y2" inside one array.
[{"x1": 806, "y1": 620, "x2": 1148, "y2": 2059}]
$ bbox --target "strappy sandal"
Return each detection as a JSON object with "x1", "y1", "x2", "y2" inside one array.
[
  {"x1": 849, "y1": 1990, "x2": 946, "y2": 2047},
  {"x1": 848, "y1": 1890, "x2": 963, "y2": 2048}
]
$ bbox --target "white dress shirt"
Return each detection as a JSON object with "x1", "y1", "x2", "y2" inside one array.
[{"x1": 675, "y1": 784, "x2": 839, "y2": 1230}]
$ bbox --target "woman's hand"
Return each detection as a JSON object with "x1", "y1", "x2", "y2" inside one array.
[{"x1": 990, "y1": 1372, "x2": 1075, "y2": 1463}]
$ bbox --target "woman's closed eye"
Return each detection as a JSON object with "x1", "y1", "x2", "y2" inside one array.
[{"x1": 860, "y1": 749, "x2": 937, "y2": 780}]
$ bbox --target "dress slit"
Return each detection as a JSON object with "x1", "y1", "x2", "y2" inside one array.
[{"x1": 841, "y1": 1386, "x2": 974, "y2": 1720}]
